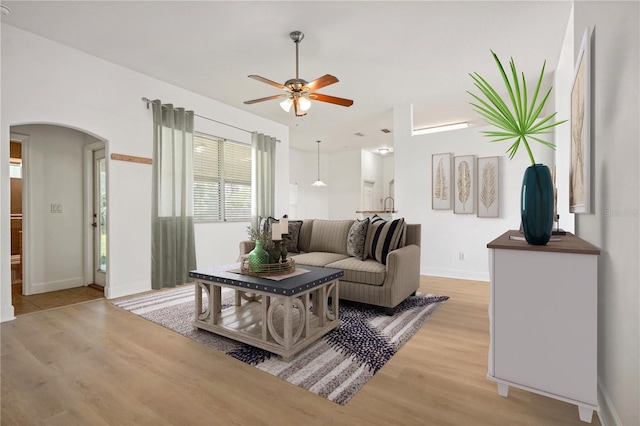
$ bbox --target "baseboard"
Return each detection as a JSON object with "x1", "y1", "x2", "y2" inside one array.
[
  {"x1": 1, "y1": 302, "x2": 16, "y2": 322},
  {"x1": 28, "y1": 277, "x2": 84, "y2": 295},
  {"x1": 422, "y1": 266, "x2": 489, "y2": 282},
  {"x1": 598, "y1": 378, "x2": 623, "y2": 426}
]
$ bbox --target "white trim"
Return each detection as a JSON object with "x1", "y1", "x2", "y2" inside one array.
[
  {"x1": 83, "y1": 141, "x2": 105, "y2": 287},
  {"x1": 422, "y1": 265, "x2": 489, "y2": 282},
  {"x1": 28, "y1": 277, "x2": 85, "y2": 295},
  {"x1": 597, "y1": 378, "x2": 623, "y2": 426},
  {"x1": 10, "y1": 132, "x2": 31, "y2": 296}
]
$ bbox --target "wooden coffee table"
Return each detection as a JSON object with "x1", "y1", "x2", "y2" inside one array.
[{"x1": 189, "y1": 264, "x2": 342, "y2": 361}]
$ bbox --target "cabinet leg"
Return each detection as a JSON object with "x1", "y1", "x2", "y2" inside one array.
[
  {"x1": 497, "y1": 383, "x2": 509, "y2": 397},
  {"x1": 578, "y1": 406, "x2": 593, "y2": 423}
]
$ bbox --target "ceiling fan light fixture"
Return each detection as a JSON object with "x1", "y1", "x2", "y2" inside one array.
[
  {"x1": 299, "y1": 96, "x2": 311, "y2": 111},
  {"x1": 280, "y1": 97, "x2": 293, "y2": 112},
  {"x1": 244, "y1": 31, "x2": 353, "y2": 115}
]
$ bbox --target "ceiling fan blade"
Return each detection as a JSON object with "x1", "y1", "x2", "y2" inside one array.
[
  {"x1": 243, "y1": 94, "x2": 288, "y2": 104},
  {"x1": 308, "y1": 93, "x2": 354, "y2": 107},
  {"x1": 248, "y1": 75, "x2": 288, "y2": 91},
  {"x1": 303, "y1": 74, "x2": 339, "y2": 92}
]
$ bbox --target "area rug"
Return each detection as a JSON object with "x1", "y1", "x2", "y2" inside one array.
[{"x1": 112, "y1": 285, "x2": 448, "y2": 405}]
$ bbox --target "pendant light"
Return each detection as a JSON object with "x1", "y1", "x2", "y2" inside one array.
[{"x1": 311, "y1": 140, "x2": 327, "y2": 187}]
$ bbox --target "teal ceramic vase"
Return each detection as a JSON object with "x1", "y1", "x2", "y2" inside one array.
[
  {"x1": 248, "y1": 240, "x2": 269, "y2": 272},
  {"x1": 521, "y1": 164, "x2": 554, "y2": 245}
]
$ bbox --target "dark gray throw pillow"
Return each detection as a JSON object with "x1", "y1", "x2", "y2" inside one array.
[
  {"x1": 347, "y1": 218, "x2": 369, "y2": 261},
  {"x1": 266, "y1": 217, "x2": 304, "y2": 253}
]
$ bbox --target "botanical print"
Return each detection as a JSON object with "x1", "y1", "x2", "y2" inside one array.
[
  {"x1": 454, "y1": 155, "x2": 474, "y2": 214},
  {"x1": 477, "y1": 156, "x2": 499, "y2": 218},
  {"x1": 432, "y1": 153, "x2": 452, "y2": 210},
  {"x1": 570, "y1": 27, "x2": 591, "y2": 214},
  {"x1": 434, "y1": 158, "x2": 449, "y2": 201},
  {"x1": 571, "y1": 54, "x2": 585, "y2": 208},
  {"x1": 457, "y1": 161, "x2": 471, "y2": 211}
]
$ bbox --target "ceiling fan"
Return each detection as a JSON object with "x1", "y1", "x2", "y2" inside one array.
[{"x1": 244, "y1": 31, "x2": 354, "y2": 117}]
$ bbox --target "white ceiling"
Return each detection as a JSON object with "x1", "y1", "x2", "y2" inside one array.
[{"x1": 1, "y1": 1, "x2": 573, "y2": 153}]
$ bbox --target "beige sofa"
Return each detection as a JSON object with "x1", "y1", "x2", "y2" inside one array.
[{"x1": 239, "y1": 219, "x2": 421, "y2": 315}]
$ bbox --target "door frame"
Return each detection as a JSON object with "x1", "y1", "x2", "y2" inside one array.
[
  {"x1": 83, "y1": 141, "x2": 107, "y2": 287},
  {"x1": 10, "y1": 132, "x2": 30, "y2": 295}
]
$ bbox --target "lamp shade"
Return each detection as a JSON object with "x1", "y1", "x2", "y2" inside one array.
[
  {"x1": 299, "y1": 97, "x2": 311, "y2": 111},
  {"x1": 280, "y1": 98, "x2": 293, "y2": 112}
]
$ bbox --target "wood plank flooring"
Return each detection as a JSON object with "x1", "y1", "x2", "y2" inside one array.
[
  {"x1": 11, "y1": 284, "x2": 105, "y2": 316},
  {"x1": 1, "y1": 276, "x2": 600, "y2": 425}
]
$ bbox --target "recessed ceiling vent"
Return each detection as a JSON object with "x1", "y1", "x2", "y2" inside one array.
[
  {"x1": 381, "y1": 128, "x2": 391, "y2": 134},
  {"x1": 354, "y1": 132, "x2": 365, "y2": 137}
]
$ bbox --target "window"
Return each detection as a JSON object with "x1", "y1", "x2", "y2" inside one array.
[{"x1": 193, "y1": 133, "x2": 251, "y2": 222}]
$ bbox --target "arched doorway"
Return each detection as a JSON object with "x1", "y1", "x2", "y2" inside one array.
[{"x1": 9, "y1": 123, "x2": 108, "y2": 314}]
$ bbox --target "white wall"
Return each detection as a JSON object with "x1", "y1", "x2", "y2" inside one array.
[
  {"x1": 361, "y1": 149, "x2": 384, "y2": 211},
  {"x1": 13, "y1": 124, "x2": 94, "y2": 294},
  {"x1": 289, "y1": 148, "x2": 329, "y2": 220},
  {"x1": 394, "y1": 105, "x2": 554, "y2": 281},
  {"x1": 571, "y1": 3, "x2": 640, "y2": 425},
  {"x1": 1, "y1": 25, "x2": 289, "y2": 320},
  {"x1": 328, "y1": 149, "x2": 361, "y2": 219},
  {"x1": 382, "y1": 154, "x2": 395, "y2": 200}
]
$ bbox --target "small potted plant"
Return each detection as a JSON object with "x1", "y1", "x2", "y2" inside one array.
[{"x1": 468, "y1": 51, "x2": 567, "y2": 245}]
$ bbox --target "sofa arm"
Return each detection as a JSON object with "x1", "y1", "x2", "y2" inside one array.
[
  {"x1": 238, "y1": 240, "x2": 256, "y2": 261},
  {"x1": 384, "y1": 244, "x2": 421, "y2": 305}
]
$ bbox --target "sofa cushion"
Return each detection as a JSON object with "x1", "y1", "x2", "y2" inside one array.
[
  {"x1": 367, "y1": 215, "x2": 406, "y2": 265},
  {"x1": 308, "y1": 219, "x2": 353, "y2": 256},
  {"x1": 346, "y1": 218, "x2": 369, "y2": 260},
  {"x1": 325, "y1": 257, "x2": 386, "y2": 286},
  {"x1": 292, "y1": 252, "x2": 349, "y2": 267},
  {"x1": 266, "y1": 217, "x2": 303, "y2": 253}
]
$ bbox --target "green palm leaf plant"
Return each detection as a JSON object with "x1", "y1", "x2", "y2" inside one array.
[{"x1": 468, "y1": 51, "x2": 567, "y2": 165}]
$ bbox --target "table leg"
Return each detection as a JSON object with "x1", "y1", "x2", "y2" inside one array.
[
  {"x1": 262, "y1": 295, "x2": 270, "y2": 341},
  {"x1": 195, "y1": 281, "x2": 203, "y2": 321},
  {"x1": 302, "y1": 293, "x2": 310, "y2": 338},
  {"x1": 317, "y1": 285, "x2": 327, "y2": 327},
  {"x1": 283, "y1": 296, "x2": 292, "y2": 351},
  {"x1": 212, "y1": 284, "x2": 221, "y2": 325}
]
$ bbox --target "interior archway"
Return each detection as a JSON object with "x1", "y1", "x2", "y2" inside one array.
[{"x1": 8, "y1": 122, "x2": 109, "y2": 315}]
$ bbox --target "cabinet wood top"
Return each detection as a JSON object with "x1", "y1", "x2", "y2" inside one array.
[{"x1": 487, "y1": 230, "x2": 600, "y2": 255}]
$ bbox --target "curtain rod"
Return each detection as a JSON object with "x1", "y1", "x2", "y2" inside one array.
[{"x1": 142, "y1": 97, "x2": 280, "y2": 142}]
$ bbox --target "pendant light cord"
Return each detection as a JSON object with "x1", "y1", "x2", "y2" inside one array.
[{"x1": 317, "y1": 140, "x2": 321, "y2": 181}]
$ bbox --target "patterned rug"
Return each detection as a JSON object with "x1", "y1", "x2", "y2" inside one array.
[{"x1": 112, "y1": 285, "x2": 448, "y2": 405}]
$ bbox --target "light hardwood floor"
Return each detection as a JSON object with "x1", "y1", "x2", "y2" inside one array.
[
  {"x1": 11, "y1": 284, "x2": 105, "y2": 316},
  {"x1": 1, "y1": 276, "x2": 600, "y2": 425}
]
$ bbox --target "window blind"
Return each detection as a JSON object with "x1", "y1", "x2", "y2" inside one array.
[{"x1": 193, "y1": 133, "x2": 251, "y2": 222}]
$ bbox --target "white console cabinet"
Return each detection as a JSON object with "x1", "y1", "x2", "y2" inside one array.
[{"x1": 487, "y1": 230, "x2": 600, "y2": 423}]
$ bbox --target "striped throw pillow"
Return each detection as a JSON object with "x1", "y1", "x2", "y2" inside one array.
[{"x1": 367, "y1": 215, "x2": 406, "y2": 265}]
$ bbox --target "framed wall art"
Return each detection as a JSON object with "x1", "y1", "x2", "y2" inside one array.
[
  {"x1": 477, "y1": 156, "x2": 499, "y2": 218},
  {"x1": 432, "y1": 153, "x2": 452, "y2": 210},
  {"x1": 454, "y1": 155, "x2": 475, "y2": 214},
  {"x1": 570, "y1": 27, "x2": 591, "y2": 214}
]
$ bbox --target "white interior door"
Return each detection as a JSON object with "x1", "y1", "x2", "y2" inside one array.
[
  {"x1": 363, "y1": 181, "x2": 374, "y2": 211},
  {"x1": 93, "y1": 148, "x2": 106, "y2": 286}
]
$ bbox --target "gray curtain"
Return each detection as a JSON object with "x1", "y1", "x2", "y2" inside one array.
[
  {"x1": 251, "y1": 132, "x2": 277, "y2": 229},
  {"x1": 151, "y1": 100, "x2": 197, "y2": 289}
]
